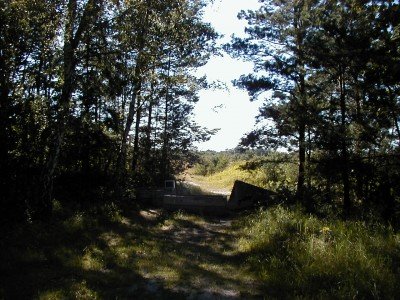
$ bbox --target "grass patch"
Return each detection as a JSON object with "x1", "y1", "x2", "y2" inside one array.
[
  {"x1": 175, "y1": 181, "x2": 212, "y2": 195},
  {"x1": 2, "y1": 197, "x2": 398, "y2": 298},
  {"x1": 235, "y1": 206, "x2": 400, "y2": 298},
  {"x1": 191, "y1": 151, "x2": 298, "y2": 193}
]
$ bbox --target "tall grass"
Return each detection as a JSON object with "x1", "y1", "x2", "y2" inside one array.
[{"x1": 236, "y1": 206, "x2": 400, "y2": 298}]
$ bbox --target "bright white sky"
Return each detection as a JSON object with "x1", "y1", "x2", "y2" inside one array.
[{"x1": 193, "y1": 0, "x2": 262, "y2": 151}]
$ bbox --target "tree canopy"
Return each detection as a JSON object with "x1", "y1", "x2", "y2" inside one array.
[
  {"x1": 0, "y1": 0, "x2": 218, "y2": 222},
  {"x1": 226, "y1": 0, "x2": 400, "y2": 219}
]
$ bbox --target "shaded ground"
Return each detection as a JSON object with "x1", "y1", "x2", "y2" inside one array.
[
  {"x1": 0, "y1": 202, "x2": 263, "y2": 299},
  {"x1": 137, "y1": 209, "x2": 263, "y2": 299}
]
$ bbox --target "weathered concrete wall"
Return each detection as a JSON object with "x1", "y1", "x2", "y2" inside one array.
[
  {"x1": 136, "y1": 189, "x2": 166, "y2": 206},
  {"x1": 227, "y1": 180, "x2": 275, "y2": 210},
  {"x1": 163, "y1": 195, "x2": 228, "y2": 215},
  {"x1": 138, "y1": 180, "x2": 277, "y2": 214}
]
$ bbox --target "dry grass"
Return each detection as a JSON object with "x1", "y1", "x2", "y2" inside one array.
[{"x1": 188, "y1": 159, "x2": 297, "y2": 194}]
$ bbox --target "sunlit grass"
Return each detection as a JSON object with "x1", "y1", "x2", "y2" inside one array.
[
  {"x1": 236, "y1": 206, "x2": 400, "y2": 298},
  {"x1": 193, "y1": 161, "x2": 262, "y2": 190},
  {"x1": 3, "y1": 198, "x2": 399, "y2": 298}
]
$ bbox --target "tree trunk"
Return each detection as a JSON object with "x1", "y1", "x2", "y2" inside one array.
[
  {"x1": 294, "y1": 2, "x2": 307, "y2": 204},
  {"x1": 131, "y1": 94, "x2": 142, "y2": 171},
  {"x1": 354, "y1": 80, "x2": 364, "y2": 203},
  {"x1": 39, "y1": 0, "x2": 98, "y2": 219},
  {"x1": 393, "y1": 111, "x2": 400, "y2": 144},
  {"x1": 117, "y1": 79, "x2": 141, "y2": 175},
  {"x1": 307, "y1": 128, "x2": 312, "y2": 189},
  {"x1": 116, "y1": 4, "x2": 149, "y2": 183},
  {"x1": 146, "y1": 100, "x2": 153, "y2": 161},
  {"x1": 0, "y1": 51, "x2": 11, "y2": 214},
  {"x1": 145, "y1": 75, "x2": 155, "y2": 166},
  {"x1": 0, "y1": 53, "x2": 10, "y2": 166},
  {"x1": 387, "y1": 87, "x2": 400, "y2": 144},
  {"x1": 339, "y1": 71, "x2": 351, "y2": 215},
  {"x1": 162, "y1": 53, "x2": 171, "y2": 181},
  {"x1": 297, "y1": 122, "x2": 306, "y2": 202}
]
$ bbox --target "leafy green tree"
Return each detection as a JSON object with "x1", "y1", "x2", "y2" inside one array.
[
  {"x1": 0, "y1": 0, "x2": 62, "y2": 220},
  {"x1": 0, "y1": 0, "x2": 219, "y2": 222}
]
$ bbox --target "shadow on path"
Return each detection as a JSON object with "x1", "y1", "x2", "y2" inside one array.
[{"x1": 0, "y1": 203, "x2": 263, "y2": 299}]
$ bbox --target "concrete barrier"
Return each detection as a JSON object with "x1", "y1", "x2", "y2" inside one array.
[
  {"x1": 137, "y1": 180, "x2": 277, "y2": 214},
  {"x1": 163, "y1": 195, "x2": 228, "y2": 215},
  {"x1": 136, "y1": 189, "x2": 166, "y2": 206},
  {"x1": 227, "y1": 180, "x2": 276, "y2": 210}
]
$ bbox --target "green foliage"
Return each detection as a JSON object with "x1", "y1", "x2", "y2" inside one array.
[
  {"x1": 192, "y1": 151, "x2": 231, "y2": 176},
  {"x1": 0, "y1": 0, "x2": 219, "y2": 221},
  {"x1": 237, "y1": 206, "x2": 400, "y2": 298}
]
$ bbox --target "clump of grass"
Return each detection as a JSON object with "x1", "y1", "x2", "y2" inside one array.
[
  {"x1": 0, "y1": 199, "x2": 140, "y2": 299},
  {"x1": 236, "y1": 206, "x2": 400, "y2": 298},
  {"x1": 38, "y1": 279, "x2": 100, "y2": 300}
]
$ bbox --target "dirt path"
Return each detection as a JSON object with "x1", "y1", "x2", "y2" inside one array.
[
  {"x1": 132, "y1": 209, "x2": 263, "y2": 299},
  {"x1": 2, "y1": 191, "x2": 264, "y2": 300},
  {"x1": 1, "y1": 203, "x2": 263, "y2": 299}
]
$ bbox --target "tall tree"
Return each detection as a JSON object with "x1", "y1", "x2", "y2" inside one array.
[
  {"x1": 227, "y1": 0, "x2": 316, "y2": 203},
  {"x1": 38, "y1": 0, "x2": 102, "y2": 218},
  {"x1": 0, "y1": 0, "x2": 218, "y2": 221},
  {"x1": 305, "y1": 0, "x2": 399, "y2": 214}
]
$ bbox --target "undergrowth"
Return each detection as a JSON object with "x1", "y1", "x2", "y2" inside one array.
[
  {"x1": 0, "y1": 199, "x2": 144, "y2": 299},
  {"x1": 235, "y1": 205, "x2": 400, "y2": 299},
  {"x1": 0, "y1": 200, "x2": 251, "y2": 298},
  {"x1": 2, "y1": 196, "x2": 399, "y2": 299}
]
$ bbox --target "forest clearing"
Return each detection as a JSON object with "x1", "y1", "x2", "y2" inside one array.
[{"x1": 1, "y1": 0, "x2": 400, "y2": 298}]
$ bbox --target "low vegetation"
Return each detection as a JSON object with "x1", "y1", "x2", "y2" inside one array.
[
  {"x1": 0, "y1": 199, "x2": 260, "y2": 299},
  {"x1": 235, "y1": 206, "x2": 400, "y2": 299},
  {"x1": 188, "y1": 151, "x2": 400, "y2": 298},
  {"x1": 2, "y1": 197, "x2": 399, "y2": 299}
]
